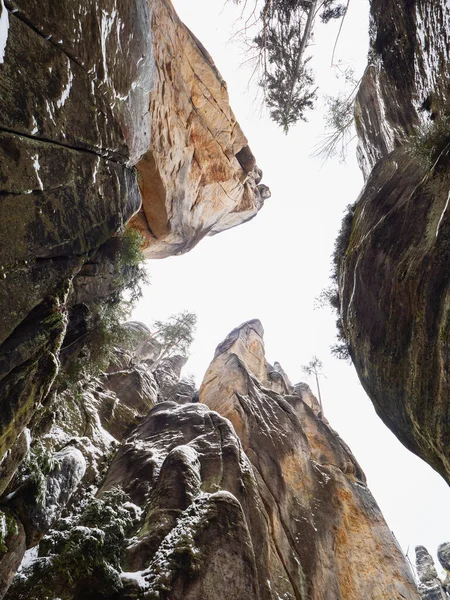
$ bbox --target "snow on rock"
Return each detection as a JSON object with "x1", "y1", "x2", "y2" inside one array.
[
  {"x1": 415, "y1": 545, "x2": 447, "y2": 600},
  {"x1": 6, "y1": 446, "x2": 86, "y2": 548},
  {"x1": 0, "y1": 0, "x2": 9, "y2": 65},
  {"x1": 55, "y1": 58, "x2": 73, "y2": 109},
  {"x1": 32, "y1": 155, "x2": 43, "y2": 190}
]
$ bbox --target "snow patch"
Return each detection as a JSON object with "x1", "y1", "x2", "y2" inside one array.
[
  {"x1": 100, "y1": 9, "x2": 117, "y2": 83},
  {"x1": 436, "y1": 190, "x2": 450, "y2": 238},
  {"x1": 23, "y1": 427, "x2": 32, "y2": 452},
  {"x1": 31, "y1": 116, "x2": 39, "y2": 135},
  {"x1": 122, "y1": 501, "x2": 143, "y2": 521},
  {"x1": 56, "y1": 59, "x2": 73, "y2": 109},
  {"x1": 121, "y1": 570, "x2": 149, "y2": 590},
  {"x1": 92, "y1": 156, "x2": 100, "y2": 185},
  {"x1": 347, "y1": 255, "x2": 361, "y2": 317},
  {"x1": 45, "y1": 100, "x2": 56, "y2": 124},
  {"x1": 18, "y1": 547, "x2": 38, "y2": 572},
  {"x1": 0, "y1": 0, "x2": 10, "y2": 65},
  {"x1": 33, "y1": 155, "x2": 43, "y2": 190}
]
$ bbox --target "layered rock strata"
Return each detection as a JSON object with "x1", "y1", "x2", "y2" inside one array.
[{"x1": 338, "y1": 0, "x2": 450, "y2": 481}]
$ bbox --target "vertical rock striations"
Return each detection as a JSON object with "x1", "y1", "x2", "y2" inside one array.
[{"x1": 337, "y1": 0, "x2": 450, "y2": 482}]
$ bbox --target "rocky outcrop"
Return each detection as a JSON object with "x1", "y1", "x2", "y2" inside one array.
[
  {"x1": 198, "y1": 320, "x2": 419, "y2": 600},
  {"x1": 0, "y1": 0, "x2": 268, "y2": 513},
  {"x1": 416, "y1": 544, "x2": 450, "y2": 600},
  {"x1": 2, "y1": 321, "x2": 420, "y2": 600},
  {"x1": 337, "y1": 0, "x2": 450, "y2": 482},
  {"x1": 0, "y1": 0, "x2": 150, "y2": 494},
  {"x1": 0, "y1": 345, "x2": 183, "y2": 597},
  {"x1": 130, "y1": 0, "x2": 269, "y2": 258}
]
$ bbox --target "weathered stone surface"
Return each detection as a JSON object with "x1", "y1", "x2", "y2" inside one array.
[
  {"x1": 199, "y1": 320, "x2": 419, "y2": 600},
  {"x1": 416, "y1": 546, "x2": 448, "y2": 600},
  {"x1": 355, "y1": 0, "x2": 450, "y2": 177},
  {"x1": 0, "y1": 0, "x2": 269, "y2": 498},
  {"x1": 0, "y1": 0, "x2": 148, "y2": 478},
  {"x1": 438, "y1": 543, "x2": 450, "y2": 596},
  {"x1": 0, "y1": 293, "x2": 69, "y2": 462},
  {"x1": 153, "y1": 356, "x2": 196, "y2": 404},
  {"x1": 1, "y1": 0, "x2": 153, "y2": 163},
  {"x1": 338, "y1": 0, "x2": 450, "y2": 482},
  {"x1": 130, "y1": 0, "x2": 269, "y2": 258},
  {"x1": 0, "y1": 510, "x2": 25, "y2": 600},
  {"x1": 6, "y1": 447, "x2": 86, "y2": 548},
  {"x1": 0, "y1": 431, "x2": 30, "y2": 498},
  {"x1": 104, "y1": 366, "x2": 159, "y2": 424},
  {"x1": 74, "y1": 320, "x2": 420, "y2": 600},
  {"x1": 438, "y1": 543, "x2": 450, "y2": 572}
]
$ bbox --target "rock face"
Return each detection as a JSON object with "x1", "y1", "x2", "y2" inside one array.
[
  {"x1": 0, "y1": 0, "x2": 432, "y2": 597},
  {"x1": 0, "y1": 0, "x2": 268, "y2": 515},
  {"x1": 2, "y1": 321, "x2": 420, "y2": 600},
  {"x1": 337, "y1": 0, "x2": 450, "y2": 482},
  {"x1": 130, "y1": 0, "x2": 269, "y2": 258},
  {"x1": 198, "y1": 320, "x2": 419, "y2": 600},
  {"x1": 0, "y1": 0, "x2": 151, "y2": 494},
  {"x1": 415, "y1": 544, "x2": 450, "y2": 600}
]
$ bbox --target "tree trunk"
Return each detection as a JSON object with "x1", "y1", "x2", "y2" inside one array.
[
  {"x1": 293, "y1": 0, "x2": 319, "y2": 80},
  {"x1": 314, "y1": 369, "x2": 324, "y2": 418}
]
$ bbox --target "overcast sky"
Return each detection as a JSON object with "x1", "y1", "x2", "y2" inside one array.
[{"x1": 132, "y1": 0, "x2": 450, "y2": 573}]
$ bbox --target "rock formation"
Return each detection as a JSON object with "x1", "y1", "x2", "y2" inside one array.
[
  {"x1": 130, "y1": 0, "x2": 270, "y2": 258},
  {"x1": 0, "y1": 0, "x2": 268, "y2": 523},
  {"x1": 1, "y1": 321, "x2": 420, "y2": 600},
  {"x1": 336, "y1": 0, "x2": 450, "y2": 482},
  {"x1": 0, "y1": 0, "x2": 441, "y2": 597},
  {"x1": 416, "y1": 544, "x2": 450, "y2": 599}
]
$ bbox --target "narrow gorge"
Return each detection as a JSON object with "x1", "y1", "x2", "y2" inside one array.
[{"x1": 0, "y1": 0, "x2": 448, "y2": 598}]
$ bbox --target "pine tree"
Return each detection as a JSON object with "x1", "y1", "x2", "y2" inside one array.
[
  {"x1": 151, "y1": 311, "x2": 197, "y2": 367},
  {"x1": 234, "y1": 0, "x2": 347, "y2": 131}
]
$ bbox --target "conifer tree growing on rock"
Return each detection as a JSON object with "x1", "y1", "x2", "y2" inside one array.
[
  {"x1": 150, "y1": 311, "x2": 197, "y2": 368},
  {"x1": 302, "y1": 355, "x2": 325, "y2": 417},
  {"x1": 233, "y1": 0, "x2": 347, "y2": 131}
]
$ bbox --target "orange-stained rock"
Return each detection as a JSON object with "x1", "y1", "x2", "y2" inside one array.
[
  {"x1": 130, "y1": 0, "x2": 269, "y2": 258},
  {"x1": 198, "y1": 320, "x2": 420, "y2": 600}
]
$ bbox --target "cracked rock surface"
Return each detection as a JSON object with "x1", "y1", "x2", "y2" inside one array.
[
  {"x1": 2, "y1": 321, "x2": 421, "y2": 599},
  {"x1": 0, "y1": 0, "x2": 268, "y2": 501},
  {"x1": 338, "y1": 0, "x2": 450, "y2": 482}
]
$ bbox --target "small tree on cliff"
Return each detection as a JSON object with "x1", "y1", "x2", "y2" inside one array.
[
  {"x1": 151, "y1": 311, "x2": 197, "y2": 367},
  {"x1": 302, "y1": 355, "x2": 325, "y2": 417},
  {"x1": 233, "y1": 0, "x2": 347, "y2": 132}
]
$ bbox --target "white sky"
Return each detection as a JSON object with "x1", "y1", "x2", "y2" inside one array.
[{"x1": 133, "y1": 0, "x2": 450, "y2": 573}]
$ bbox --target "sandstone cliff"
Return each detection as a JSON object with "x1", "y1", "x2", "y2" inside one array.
[
  {"x1": 1, "y1": 321, "x2": 420, "y2": 600},
  {"x1": 0, "y1": 0, "x2": 267, "y2": 512},
  {"x1": 130, "y1": 0, "x2": 270, "y2": 258},
  {"x1": 0, "y1": 0, "x2": 435, "y2": 597},
  {"x1": 337, "y1": 0, "x2": 450, "y2": 482}
]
